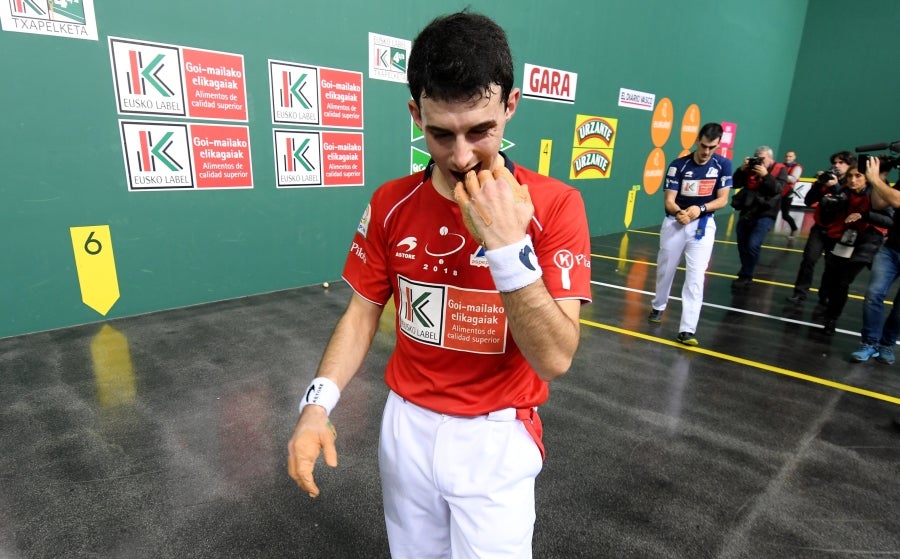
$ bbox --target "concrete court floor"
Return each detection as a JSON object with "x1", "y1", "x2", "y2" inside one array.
[{"x1": 1, "y1": 221, "x2": 899, "y2": 559}]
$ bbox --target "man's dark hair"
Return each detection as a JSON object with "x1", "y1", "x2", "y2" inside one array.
[
  {"x1": 830, "y1": 150, "x2": 857, "y2": 167},
  {"x1": 407, "y1": 11, "x2": 514, "y2": 108},
  {"x1": 697, "y1": 122, "x2": 724, "y2": 142}
]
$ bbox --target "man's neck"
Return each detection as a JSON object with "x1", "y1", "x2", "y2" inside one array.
[{"x1": 430, "y1": 168, "x2": 456, "y2": 201}]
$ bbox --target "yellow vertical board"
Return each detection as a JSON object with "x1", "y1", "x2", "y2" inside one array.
[
  {"x1": 70, "y1": 225, "x2": 120, "y2": 315},
  {"x1": 538, "y1": 139, "x2": 552, "y2": 176},
  {"x1": 624, "y1": 184, "x2": 641, "y2": 228},
  {"x1": 91, "y1": 325, "x2": 136, "y2": 407}
]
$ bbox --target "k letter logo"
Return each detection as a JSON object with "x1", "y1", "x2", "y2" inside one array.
[
  {"x1": 110, "y1": 38, "x2": 186, "y2": 116},
  {"x1": 269, "y1": 62, "x2": 321, "y2": 125},
  {"x1": 120, "y1": 122, "x2": 193, "y2": 190},
  {"x1": 274, "y1": 130, "x2": 323, "y2": 187}
]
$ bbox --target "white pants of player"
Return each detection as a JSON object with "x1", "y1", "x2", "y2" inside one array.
[
  {"x1": 379, "y1": 390, "x2": 543, "y2": 559},
  {"x1": 651, "y1": 215, "x2": 717, "y2": 334}
]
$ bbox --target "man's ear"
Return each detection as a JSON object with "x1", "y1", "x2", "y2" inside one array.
[
  {"x1": 408, "y1": 99, "x2": 422, "y2": 129},
  {"x1": 504, "y1": 88, "x2": 521, "y2": 121}
]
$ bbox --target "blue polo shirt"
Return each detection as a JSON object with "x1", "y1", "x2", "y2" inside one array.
[{"x1": 664, "y1": 152, "x2": 733, "y2": 213}]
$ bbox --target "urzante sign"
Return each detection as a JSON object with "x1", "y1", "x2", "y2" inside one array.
[{"x1": 521, "y1": 63, "x2": 577, "y2": 104}]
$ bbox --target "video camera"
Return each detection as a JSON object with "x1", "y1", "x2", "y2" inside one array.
[{"x1": 855, "y1": 140, "x2": 900, "y2": 174}]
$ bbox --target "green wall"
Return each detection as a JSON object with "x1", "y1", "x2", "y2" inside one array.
[
  {"x1": 780, "y1": 0, "x2": 900, "y2": 177},
  {"x1": 1, "y1": 0, "x2": 811, "y2": 339}
]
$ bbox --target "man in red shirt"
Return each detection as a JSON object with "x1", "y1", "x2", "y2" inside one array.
[
  {"x1": 780, "y1": 150, "x2": 804, "y2": 237},
  {"x1": 287, "y1": 11, "x2": 592, "y2": 558}
]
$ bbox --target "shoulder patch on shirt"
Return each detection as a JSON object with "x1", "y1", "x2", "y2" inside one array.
[
  {"x1": 357, "y1": 204, "x2": 371, "y2": 238},
  {"x1": 667, "y1": 166, "x2": 677, "y2": 177}
]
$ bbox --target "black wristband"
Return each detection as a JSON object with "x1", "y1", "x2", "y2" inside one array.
[{"x1": 699, "y1": 204, "x2": 707, "y2": 214}]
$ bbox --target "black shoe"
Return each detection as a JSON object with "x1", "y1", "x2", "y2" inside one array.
[
  {"x1": 823, "y1": 319, "x2": 836, "y2": 336},
  {"x1": 732, "y1": 277, "x2": 752, "y2": 289},
  {"x1": 676, "y1": 332, "x2": 699, "y2": 346},
  {"x1": 785, "y1": 293, "x2": 806, "y2": 304}
]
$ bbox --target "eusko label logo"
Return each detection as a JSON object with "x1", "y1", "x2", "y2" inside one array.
[
  {"x1": 368, "y1": 32, "x2": 411, "y2": 83},
  {"x1": 274, "y1": 130, "x2": 323, "y2": 187},
  {"x1": 398, "y1": 276, "x2": 445, "y2": 346},
  {"x1": 1, "y1": 0, "x2": 97, "y2": 40},
  {"x1": 120, "y1": 121, "x2": 193, "y2": 190},
  {"x1": 14, "y1": 0, "x2": 83, "y2": 22},
  {"x1": 110, "y1": 38, "x2": 186, "y2": 116},
  {"x1": 270, "y1": 62, "x2": 319, "y2": 125}
]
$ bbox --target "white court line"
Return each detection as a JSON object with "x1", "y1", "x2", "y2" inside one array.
[{"x1": 590, "y1": 280, "x2": 857, "y2": 337}]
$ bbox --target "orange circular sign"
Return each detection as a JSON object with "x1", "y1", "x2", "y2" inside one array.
[
  {"x1": 680, "y1": 104, "x2": 701, "y2": 149},
  {"x1": 679, "y1": 149, "x2": 691, "y2": 157},
  {"x1": 650, "y1": 98, "x2": 673, "y2": 148},
  {"x1": 643, "y1": 148, "x2": 667, "y2": 196}
]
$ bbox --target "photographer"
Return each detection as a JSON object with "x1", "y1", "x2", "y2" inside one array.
[
  {"x1": 816, "y1": 167, "x2": 892, "y2": 335},
  {"x1": 779, "y1": 150, "x2": 803, "y2": 237},
  {"x1": 850, "y1": 156, "x2": 900, "y2": 363},
  {"x1": 731, "y1": 146, "x2": 788, "y2": 288},
  {"x1": 785, "y1": 150, "x2": 855, "y2": 305}
]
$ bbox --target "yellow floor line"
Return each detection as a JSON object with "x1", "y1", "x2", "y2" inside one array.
[
  {"x1": 589, "y1": 253, "x2": 891, "y2": 305},
  {"x1": 580, "y1": 318, "x2": 900, "y2": 406},
  {"x1": 625, "y1": 228, "x2": 802, "y2": 252}
]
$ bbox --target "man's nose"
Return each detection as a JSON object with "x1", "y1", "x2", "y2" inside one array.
[{"x1": 451, "y1": 136, "x2": 473, "y2": 170}]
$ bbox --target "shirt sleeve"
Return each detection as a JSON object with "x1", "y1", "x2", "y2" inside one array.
[
  {"x1": 664, "y1": 159, "x2": 683, "y2": 191},
  {"x1": 341, "y1": 201, "x2": 392, "y2": 305},
  {"x1": 532, "y1": 188, "x2": 592, "y2": 303},
  {"x1": 719, "y1": 157, "x2": 734, "y2": 189}
]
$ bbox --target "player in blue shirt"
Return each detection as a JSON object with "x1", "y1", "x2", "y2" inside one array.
[{"x1": 648, "y1": 122, "x2": 733, "y2": 346}]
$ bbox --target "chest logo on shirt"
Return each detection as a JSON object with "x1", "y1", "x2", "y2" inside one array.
[
  {"x1": 680, "y1": 179, "x2": 715, "y2": 197},
  {"x1": 706, "y1": 167, "x2": 719, "y2": 178},
  {"x1": 397, "y1": 275, "x2": 507, "y2": 354},
  {"x1": 425, "y1": 226, "x2": 466, "y2": 257},
  {"x1": 416, "y1": 225, "x2": 470, "y2": 277},
  {"x1": 395, "y1": 236, "x2": 417, "y2": 260},
  {"x1": 469, "y1": 245, "x2": 488, "y2": 268}
]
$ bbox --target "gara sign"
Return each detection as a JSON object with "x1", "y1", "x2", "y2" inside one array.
[{"x1": 522, "y1": 63, "x2": 577, "y2": 104}]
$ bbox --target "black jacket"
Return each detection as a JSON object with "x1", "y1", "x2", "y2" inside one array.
[
  {"x1": 733, "y1": 164, "x2": 788, "y2": 220},
  {"x1": 819, "y1": 186, "x2": 893, "y2": 264}
]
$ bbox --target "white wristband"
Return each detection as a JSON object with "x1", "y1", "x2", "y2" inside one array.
[
  {"x1": 485, "y1": 234, "x2": 543, "y2": 292},
  {"x1": 299, "y1": 377, "x2": 340, "y2": 416}
]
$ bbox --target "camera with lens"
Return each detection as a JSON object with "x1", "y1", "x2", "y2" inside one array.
[
  {"x1": 746, "y1": 156, "x2": 764, "y2": 169},
  {"x1": 819, "y1": 169, "x2": 838, "y2": 184},
  {"x1": 818, "y1": 191, "x2": 849, "y2": 222},
  {"x1": 819, "y1": 191, "x2": 848, "y2": 207}
]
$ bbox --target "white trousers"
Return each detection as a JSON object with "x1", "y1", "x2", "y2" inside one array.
[
  {"x1": 378, "y1": 391, "x2": 543, "y2": 559},
  {"x1": 651, "y1": 215, "x2": 716, "y2": 334}
]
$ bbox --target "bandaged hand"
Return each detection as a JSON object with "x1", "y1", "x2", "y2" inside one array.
[
  {"x1": 453, "y1": 158, "x2": 532, "y2": 248},
  {"x1": 287, "y1": 407, "x2": 338, "y2": 498}
]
